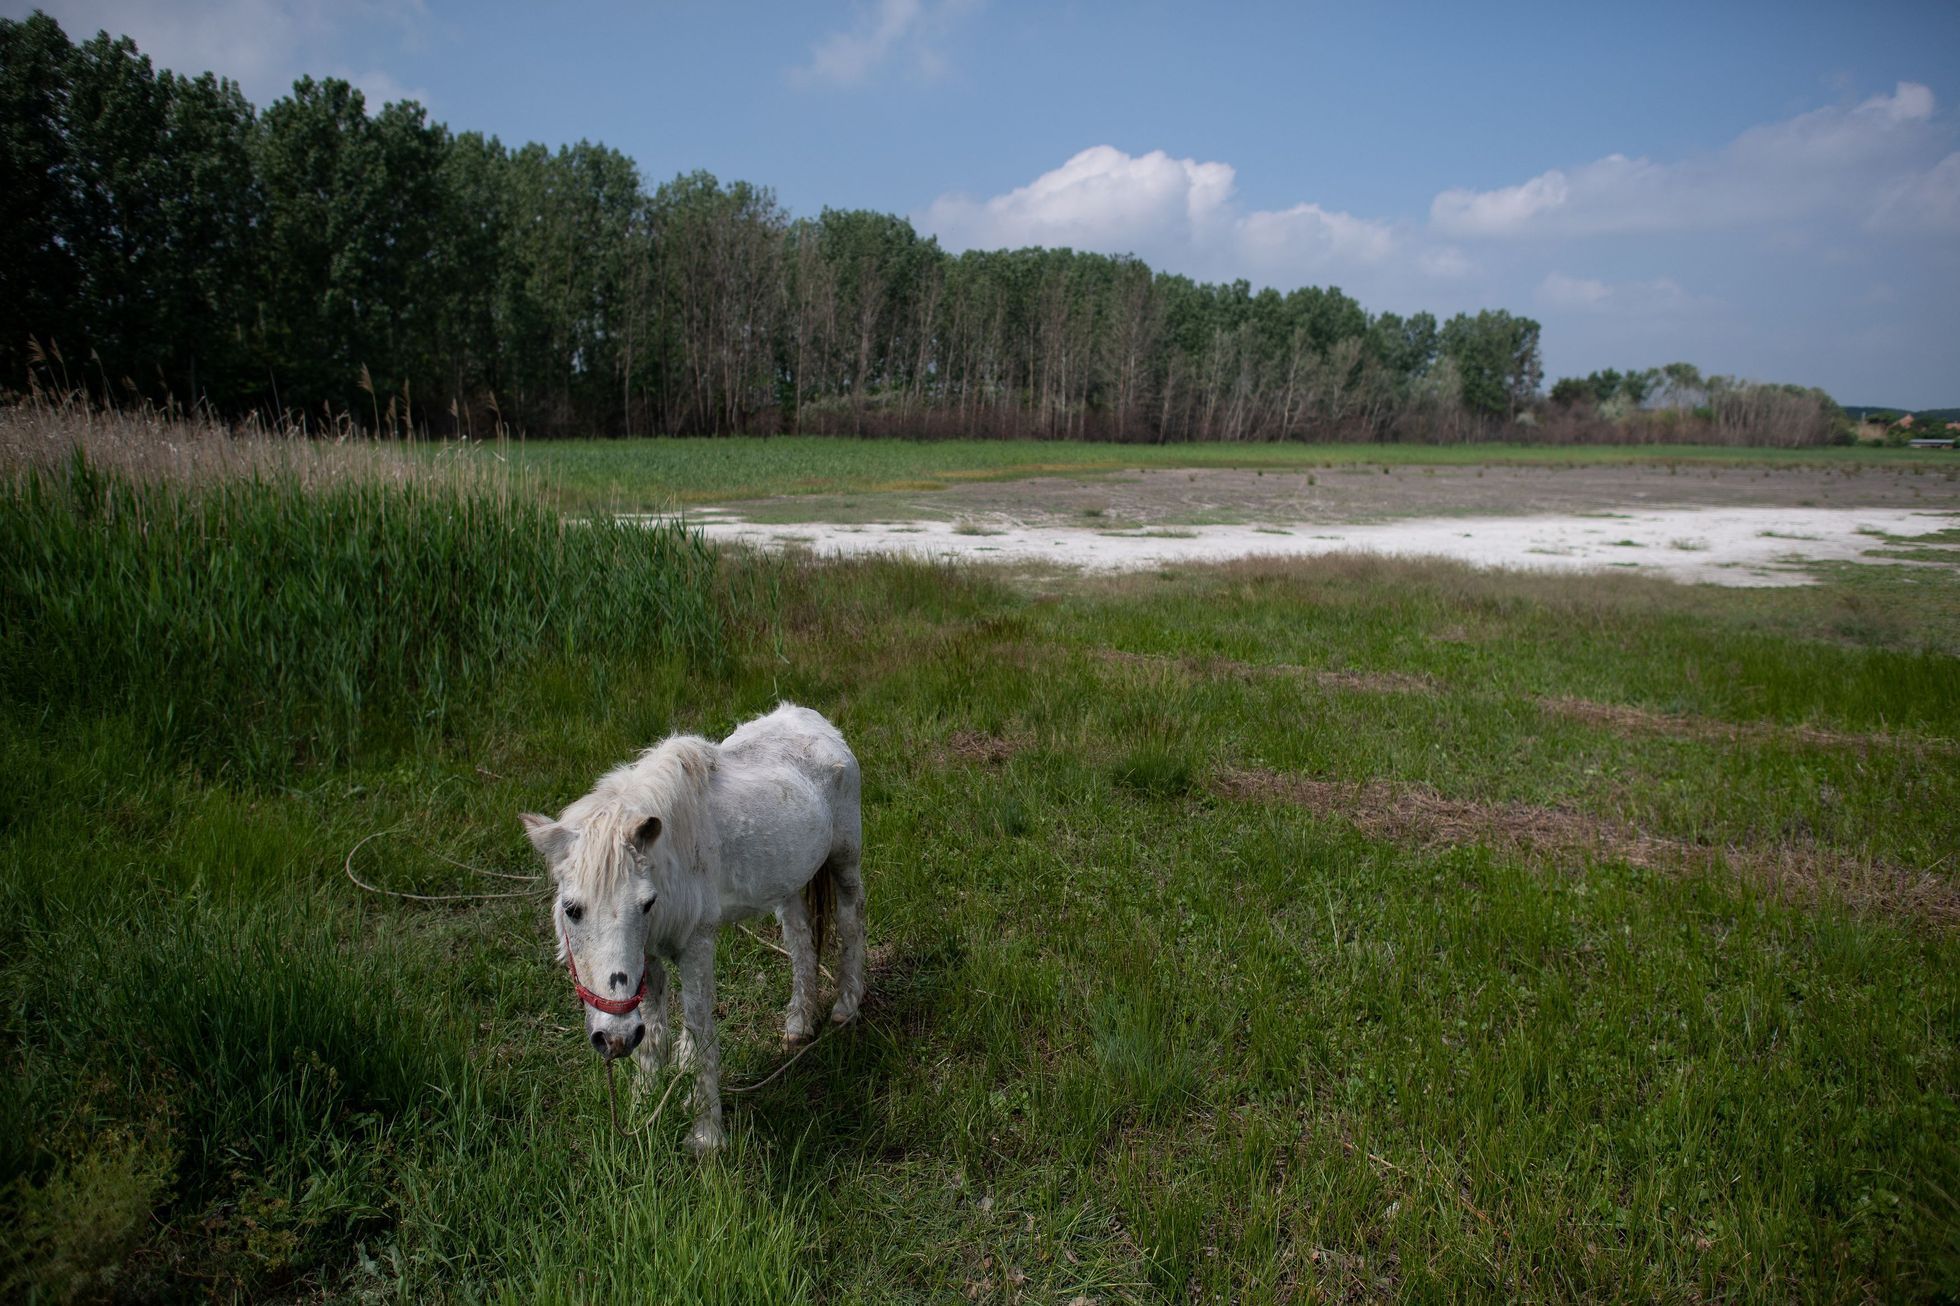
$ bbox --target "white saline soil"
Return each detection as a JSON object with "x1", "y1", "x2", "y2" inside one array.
[{"x1": 661, "y1": 505, "x2": 1956, "y2": 587}]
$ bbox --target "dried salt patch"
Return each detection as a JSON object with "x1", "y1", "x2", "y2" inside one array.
[{"x1": 653, "y1": 506, "x2": 1956, "y2": 588}]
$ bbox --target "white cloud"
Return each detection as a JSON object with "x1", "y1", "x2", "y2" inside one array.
[
  {"x1": 1536, "y1": 273, "x2": 1611, "y2": 308},
  {"x1": 925, "y1": 146, "x2": 1236, "y2": 252},
  {"x1": 1433, "y1": 169, "x2": 1572, "y2": 237},
  {"x1": 921, "y1": 144, "x2": 1425, "y2": 288},
  {"x1": 790, "y1": 0, "x2": 976, "y2": 88},
  {"x1": 335, "y1": 66, "x2": 433, "y2": 112},
  {"x1": 1433, "y1": 82, "x2": 1941, "y2": 237},
  {"x1": 31, "y1": 0, "x2": 430, "y2": 106},
  {"x1": 1240, "y1": 202, "x2": 1395, "y2": 265},
  {"x1": 1417, "y1": 245, "x2": 1475, "y2": 279},
  {"x1": 1535, "y1": 272, "x2": 1704, "y2": 318},
  {"x1": 1868, "y1": 152, "x2": 1960, "y2": 233}
]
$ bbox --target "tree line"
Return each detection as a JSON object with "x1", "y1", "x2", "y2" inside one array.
[
  {"x1": 2, "y1": 13, "x2": 1838, "y2": 445},
  {"x1": 1544, "y1": 363, "x2": 1846, "y2": 446}
]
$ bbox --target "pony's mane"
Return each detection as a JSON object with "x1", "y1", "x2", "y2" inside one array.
[{"x1": 559, "y1": 734, "x2": 718, "y2": 894}]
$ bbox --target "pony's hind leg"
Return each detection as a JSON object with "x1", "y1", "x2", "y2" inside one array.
[
  {"x1": 775, "y1": 893, "x2": 822, "y2": 1046},
  {"x1": 828, "y1": 851, "x2": 867, "y2": 1026}
]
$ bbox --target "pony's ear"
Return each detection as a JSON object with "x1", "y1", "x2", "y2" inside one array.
[
  {"x1": 520, "y1": 812, "x2": 574, "y2": 863},
  {"x1": 631, "y1": 815, "x2": 662, "y2": 854}
]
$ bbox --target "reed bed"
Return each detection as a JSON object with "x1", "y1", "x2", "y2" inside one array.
[{"x1": 0, "y1": 404, "x2": 727, "y2": 778}]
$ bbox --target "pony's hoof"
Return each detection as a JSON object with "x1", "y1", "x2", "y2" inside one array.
[
  {"x1": 782, "y1": 1030, "x2": 814, "y2": 1051},
  {"x1": 685, "y1": 1124, "x2": 724, "y2": 1157}
]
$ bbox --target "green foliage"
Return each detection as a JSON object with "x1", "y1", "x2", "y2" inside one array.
[
  {"x1": 1542, "y1": 362, "x2": 1850, "y2": 446},
  {"x1": 1560, "y1": 366, "x2": 1655, "y2": 408},
  {"x1": 0, "y1": 451, "x2": 723, "y2": 777},
  {"x1": 254, "y1": 79, "x2": 458, "y2": 419},
  {"x1": 4, "y1": 1123, "x2": 176, "y2": 1303},
  {"x1": 0, "y1": 13, "x2": 82, "y2": 387},
  {"x1": 1548, "y1": 375, "x2": 1592, "y2": 407},
  {"x1": 1439, "y1": 308, "x2": 1542, "y2": 419},
  {"x1": 0, "y1": 13, "x2": 1550, "y2": 444}
]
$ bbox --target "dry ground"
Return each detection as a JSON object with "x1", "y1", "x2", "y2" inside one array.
[{"x1": 709, "y1": 461, "x2": 1960, "y2": 528}]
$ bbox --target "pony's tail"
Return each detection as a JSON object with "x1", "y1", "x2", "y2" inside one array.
[{"x1": 803, "y1": 859, "x2": 837, "y2": 963}]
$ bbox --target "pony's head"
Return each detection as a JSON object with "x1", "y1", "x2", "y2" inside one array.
[{"x1": 520, "y1": 803, "x2": 667, "y2": 1061}]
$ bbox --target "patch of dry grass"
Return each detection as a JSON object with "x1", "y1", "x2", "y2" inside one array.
[
  {"x1": 1540, "y1": 694, "x2": 1956, "y2": 755},
  {"x1": 1093, "y1": 646, "x2": 1435, "y2": 696},
  {"x1": 1211, "y1": 766, "x2": 1959, "y2": 929},
  {"x1": 0, "y1": 399, "x2": 494, "y2": 493}
]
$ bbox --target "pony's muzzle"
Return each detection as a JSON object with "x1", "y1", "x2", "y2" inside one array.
[{"x1": 592, "y1": 1023, "x2": 646, "y2": 1061}]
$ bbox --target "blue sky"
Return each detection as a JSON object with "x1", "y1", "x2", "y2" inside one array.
[{"x1": 21, "y1": 0, "x2": 1960, "y2": 406}]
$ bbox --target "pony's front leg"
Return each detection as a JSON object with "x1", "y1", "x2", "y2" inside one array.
[
  {"x1": 631, "y1": 958, "x2": 671, "y2": 1092},
  {"x1": 679, "y1": 933, "x2": 723, "y2": 1155}
]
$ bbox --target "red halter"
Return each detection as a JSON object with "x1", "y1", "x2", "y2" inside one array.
[{"x1": 562, "y1": 926, "x2": 647, "y2": 1016}]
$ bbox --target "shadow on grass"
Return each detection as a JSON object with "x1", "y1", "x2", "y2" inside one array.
[{"x1": 732, "y1": 935, "x2": 966, "y2": 1170}]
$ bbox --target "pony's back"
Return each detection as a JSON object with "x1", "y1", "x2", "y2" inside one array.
[
  {"x1": 720, "y1": 703, "x2": 859, "y2": 955},
  {"x1": 720, "y1": 702, "x2": 856, "y2": 781}
]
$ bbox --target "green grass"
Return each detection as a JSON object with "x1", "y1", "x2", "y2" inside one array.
[
  {"x1": 4, "y1": 444, "x2": 1958, "y2": 1301},
  {"x1": 498, "y1": 436, "x2": 1958, "y2": 514},
  {"x1": 0, "y1": 453, "x2": 730, "y2": 778}
]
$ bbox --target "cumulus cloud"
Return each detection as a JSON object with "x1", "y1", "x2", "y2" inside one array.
[
  {"x1": 921, "y1": 144, "x2": 1427, "y2": 288},
  {"x1": 925, "y1": 146, "x2": 1235, "y2": 252},
  {"x1": 790, "y1": 0, "x2": 976, "y2": 88},
  {"x1": 31, "y1": 0, "x2": 431, "y2": 106},
  {"x1": 1433, "y1": 82, "x2": 1942, "y2": 237},
  {"x1": 1240, "y1": 202, "x2": 1395, "y2": 265}
]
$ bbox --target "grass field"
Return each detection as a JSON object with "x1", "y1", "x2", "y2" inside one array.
[
  {"x1": 500, "y1": 436, "x2": 1959, "y2": 515},
  {"x1": 4, "y1": 422, "x2": 1958, "y2": 1301}
]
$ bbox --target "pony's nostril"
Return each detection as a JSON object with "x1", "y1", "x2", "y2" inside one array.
[
  {"x1": 590, "y1": 1030, "x2": 608, "y2": 1055},
  {"x1": 609, "y1": 971, "x2": 629, "y2": 991},
  {"x1": 628, "y1": 1024, "x2": 646, "y2": 1051}
]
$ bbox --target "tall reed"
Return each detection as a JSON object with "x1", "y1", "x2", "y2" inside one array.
[{"x1": 0, "y1": 407, "x2": 726, "y2": 778}]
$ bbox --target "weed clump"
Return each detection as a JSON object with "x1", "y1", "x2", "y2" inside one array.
[{"x1": 1113, "y1": 746, "x2": 1197, "y2": 798}]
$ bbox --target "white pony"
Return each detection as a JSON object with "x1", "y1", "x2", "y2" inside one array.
[{"x1": 520, "y1": 703, "x2": 865, "y2": 1154}]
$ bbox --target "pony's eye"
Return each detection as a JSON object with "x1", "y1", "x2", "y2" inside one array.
[
  {"x1": 563, "y1": 902, "x2": 584, "y2": 923},
  {"x1": 640, "y1": 897, "x2": 656, "y2": 915}
]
